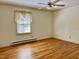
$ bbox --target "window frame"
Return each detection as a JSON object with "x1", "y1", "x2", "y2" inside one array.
[{"x1": 14, "y1": 10, "x2": 32, "y2": 35}]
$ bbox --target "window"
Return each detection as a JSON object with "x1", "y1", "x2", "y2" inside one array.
[{"x1": 15, "y1": 11, "x2": 32, "y2": 34}]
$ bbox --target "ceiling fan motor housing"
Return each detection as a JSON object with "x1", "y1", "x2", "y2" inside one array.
[{"x1": 48, "y1": 2, "x2": 52, "y2": 7}]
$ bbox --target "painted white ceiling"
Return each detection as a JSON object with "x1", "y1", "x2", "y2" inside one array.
[
  {"x1": 64, "y1": 0, "x2": 79, "y2": 7},
  {"x1": 0, "y1": 0, "x2": 79, "y2": 11}
]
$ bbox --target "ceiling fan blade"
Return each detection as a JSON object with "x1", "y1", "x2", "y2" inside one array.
[
  {"x1": 53, "y1": 4, "x2": 65, "y2": 6},
  {"x1": 38, "y1": 3, "x2": 47, "y2": 5},
  {"x1": 52, "y1": 0, "x2": 61, "y2": 4}
]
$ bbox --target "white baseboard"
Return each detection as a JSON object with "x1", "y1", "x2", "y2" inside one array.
[
  {"x1": 0, "y1": 43, "x2": 11, "y2": 48},
  {"x1": 53, "y1": 36, "x2": 79, "y2": 44}
]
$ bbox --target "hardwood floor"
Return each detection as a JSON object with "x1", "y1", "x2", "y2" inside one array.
[{"x1": 0, "y1": 38, "x2": 79, "y2": 59}]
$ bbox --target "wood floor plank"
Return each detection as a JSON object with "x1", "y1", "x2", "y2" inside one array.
[{"x1": 0, "y1": 38, "x2": 79, "y2": 59}]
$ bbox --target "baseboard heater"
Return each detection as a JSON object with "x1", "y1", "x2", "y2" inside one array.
[{"x1": 11, "y1": 39, "x2": 37, "y2": 46}]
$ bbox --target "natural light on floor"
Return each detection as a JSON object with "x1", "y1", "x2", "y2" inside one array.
[{"x1": 18, "y1": 48, "x2": 32, "y2": 59}]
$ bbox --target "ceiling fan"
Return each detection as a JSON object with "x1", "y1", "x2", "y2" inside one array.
[{"x1": 38, "y1": 0, "x2": 65, "y2": 7}]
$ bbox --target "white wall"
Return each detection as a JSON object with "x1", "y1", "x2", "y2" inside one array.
[
  {"x1": 52, "y1": 6, "x2": 79, "y2": 44},
  {"x1": 1, "y1": 4, "x2": 79, "y2": 47},
  {"x1": 0, "y1": 4, "x2": 52, "y2": 47}
]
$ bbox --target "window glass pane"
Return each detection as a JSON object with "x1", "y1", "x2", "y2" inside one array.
[
  {"x1": 17, "y1": 24, "x2": 24, "y2": 33},
  {"x1": 17, "y1": 24, "x2": 31, "y2": 33}
]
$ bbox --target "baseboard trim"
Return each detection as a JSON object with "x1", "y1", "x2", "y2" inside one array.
[
  {"x1": 37, "y1": 37, "x2": 53, "y2": 41},
  {"x1": 0, "y1": 37, "x2": 52, "y2": 49},
  {"x1": 52, "y1": 37, "x2": 79, "y2": 45},
  {"x1": 11, "y1": 39, "x2": 37, "y2": 46}
]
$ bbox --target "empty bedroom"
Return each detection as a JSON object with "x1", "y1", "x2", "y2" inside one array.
[{"x1": 0, "y1": 0, "x2": 79, "y2": 59}]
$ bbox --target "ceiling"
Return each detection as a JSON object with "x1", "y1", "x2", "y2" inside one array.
[{"x1": 0, "y1": 0, "x2": 79, "y2": 11}]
